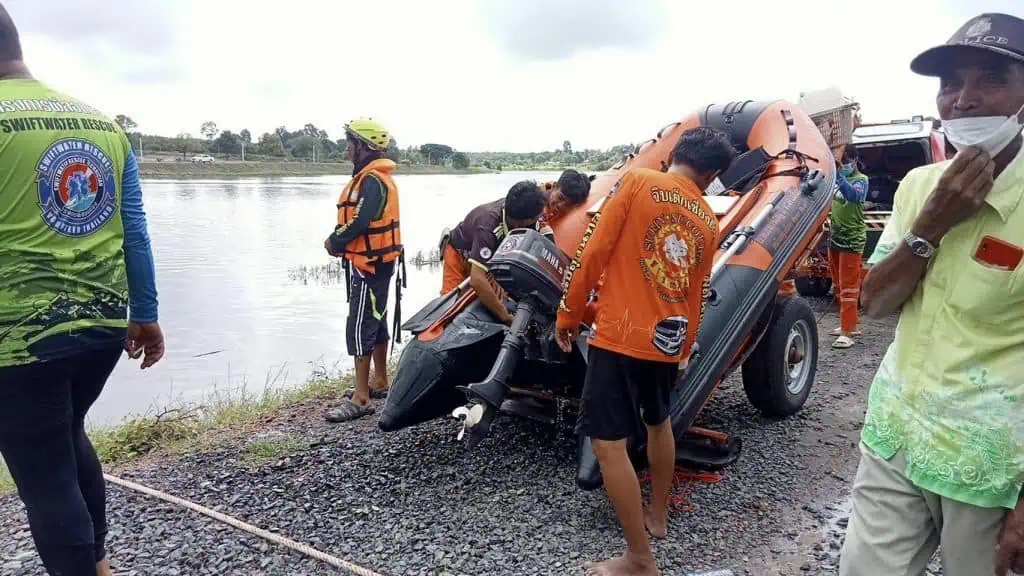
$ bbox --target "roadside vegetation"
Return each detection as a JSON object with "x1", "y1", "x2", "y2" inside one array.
[
  {"x1": 115, "y1": 115, "x2": 635, "y2": 175},
  {"x1": 0, "y1": 367, "x2": 357, "y2": 495}
]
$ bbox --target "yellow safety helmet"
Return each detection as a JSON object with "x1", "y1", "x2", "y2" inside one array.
[{"x1": 344, "y1": 117, "x2": 391, "y2": 151}]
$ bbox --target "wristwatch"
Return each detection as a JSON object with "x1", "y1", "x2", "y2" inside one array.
[{"x1": 904, "y1": 232, "x2": 936, "y2": 259}]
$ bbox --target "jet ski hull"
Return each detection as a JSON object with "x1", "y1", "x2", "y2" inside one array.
[{"x1": 379, "y1": 300, "x2": 504, "y2": 432}]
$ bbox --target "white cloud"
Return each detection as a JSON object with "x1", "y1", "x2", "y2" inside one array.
[
  {"x1": 478, "y1": 0, "x2": 669, "y2": 62},
  {"x1": 4, "y1": 0, "x2": 1017, "y2": 152}
]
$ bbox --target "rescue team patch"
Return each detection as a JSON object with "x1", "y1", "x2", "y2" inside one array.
[
  {"x1": 36, "y1": 139, "x2": 117, "y2": 238},
  {"x1": 640, "y1": 213, "x2": 706, "y2": 303},
  {"x1": 652, "y1": 315, "x2": 688, "y2": 357}
]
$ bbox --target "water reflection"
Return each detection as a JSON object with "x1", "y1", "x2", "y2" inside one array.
[{"x1": 90, "y1": 171, "x2": 561, "y2": 426}]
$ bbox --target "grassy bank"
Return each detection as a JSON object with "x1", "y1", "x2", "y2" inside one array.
[
  {"x1": 138, "y1": 160, "x2": 491, "y2": 179},
  {"x1": 0, "y1": 466, "x2": 10, "y2": 495},
  {"x1": 0, "y1": 367, "x2": 358, "y2": 495}
]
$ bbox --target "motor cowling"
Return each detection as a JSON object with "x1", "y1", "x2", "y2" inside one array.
[{"x1": 487, "y1": 228, "x2": 570, "y2": 316}]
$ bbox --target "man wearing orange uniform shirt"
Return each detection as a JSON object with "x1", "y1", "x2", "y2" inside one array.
[{"x1": 555, "y1": 127, "x2": 735, "y2": 576}]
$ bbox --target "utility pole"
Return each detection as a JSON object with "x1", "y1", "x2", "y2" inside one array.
[{"x1": 241, "y1": 140, "x2": 245, "y2": 162}]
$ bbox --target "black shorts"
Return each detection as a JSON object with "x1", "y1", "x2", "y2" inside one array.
[
  {"x1": 347, "y1": 262, "x2": 394, "y2": 357},
  {"x1": 575, "y1": 346, "x2": 678, "y2": 441}
]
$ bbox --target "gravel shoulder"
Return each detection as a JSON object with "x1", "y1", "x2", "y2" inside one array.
[{"x1": 1, "y1": 297, "x2": 901, "y2": 576}]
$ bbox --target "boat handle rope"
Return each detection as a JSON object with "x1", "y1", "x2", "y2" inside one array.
[{"x1": 103, "y1": 473, "x2": 386, "y2": 576}]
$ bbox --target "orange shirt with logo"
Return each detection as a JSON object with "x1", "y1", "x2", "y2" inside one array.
[{"x1": 556, "y1": 168, "x2": 718, "y2": 364}]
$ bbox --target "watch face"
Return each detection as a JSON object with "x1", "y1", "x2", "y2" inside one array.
[{"x1": 906, "y1": 235, "x2": 932, "y2": 257}]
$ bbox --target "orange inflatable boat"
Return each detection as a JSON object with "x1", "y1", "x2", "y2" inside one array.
[{"x1": 381, "y1": 99, "x2": 836, "y2": 490}]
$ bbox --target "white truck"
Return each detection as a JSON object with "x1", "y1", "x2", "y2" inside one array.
[{"x1": 792, "y1": 116, "x2": 950, "y2": 297}]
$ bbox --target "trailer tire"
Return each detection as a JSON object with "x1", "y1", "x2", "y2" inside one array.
[
  {"x1": 742, "y1": 295, "x2": 818, "y2": 418},
  {"x1": 794, "y1": 276, "x2": 832, "y2": 298}
]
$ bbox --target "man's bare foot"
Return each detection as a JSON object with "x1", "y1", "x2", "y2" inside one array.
[
  {"x1": 644, "y1": 507, "x2": 668, "y2": 539},
  {"x1": 96, "y1": 558, "x2": 113, "y2": 576},
  {"x1": 584, "y1": 553, "x2": 658, "y2": 576},
  {"x1": 370, "y1": 376, "x2": 389, "y2": 393}
]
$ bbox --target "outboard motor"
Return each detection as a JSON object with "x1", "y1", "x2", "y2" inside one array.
[{"x1": 454, "y1": 228, "x2": 570, "y2": 447}]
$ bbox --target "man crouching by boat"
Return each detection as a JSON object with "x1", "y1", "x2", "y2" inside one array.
[
  {"x1": 438, "y1": 181, "x2": 547, "y2": 324},
  {"x1": 554, "y1": 127, "x2": 734, "y2": 576},
  {"x1": 324, "y1": 118, "x2": 402, "y2": 423}
]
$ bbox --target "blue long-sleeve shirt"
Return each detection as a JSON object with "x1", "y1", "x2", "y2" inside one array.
[
  {"x1": 836, "y1": 171, "x2": 868, "y2": 204},
  {"x1": 120, "y1": 150, "x2": 159, "y2": 323}
]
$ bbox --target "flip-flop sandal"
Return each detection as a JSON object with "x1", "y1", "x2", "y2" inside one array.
[
  {"x1": 325, "y1": 399, "x2": 376, "y2": 423},
  {"x1": 832, "y1": 335, "x2": 855, "y2": 349},
  {"x1": 341, "y1": 388, "x2": 389, "y2": 400}
]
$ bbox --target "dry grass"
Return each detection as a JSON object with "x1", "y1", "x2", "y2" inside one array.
[
  {"x1": 0, "y1": 464, "x2": 12, "y2": 494},
  {"x1": 0, "y1": 366, "x2": 354, "y2": 495}
]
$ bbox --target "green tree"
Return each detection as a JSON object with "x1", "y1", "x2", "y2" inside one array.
[
  {"x1": 303, "y1": 123, "x2": 324, "y2": 139},
  {"x1": 214, "y1": 130, "x2": 242, "y2": 155},
  {"x1": 175, "y1": 132, "x2": 192, "y2": 160},
  {"x1": 288, "y1": 135, "x2": 318, "y2": 159},
  {"x1": 200, "y1": 121, "x2": 219, "y2": 141},
  {"x1": 239, "y1": 129, "x2": 252, "y2": 144},
  {"x1": 386, "y1": 138, "x2": 401, "y2": 162},
  {"x1": 419, "y1": 143, "x2": 453, "y2": 165},
  {"x1": 563, "y1": 140, "x2": 572, "y2": 154},
  {"x1": 115, "y1": 115, "x2": 137, "y2": 134},
  {"x1": 258, "y1": 132, "x2": 285, "y2": 157},
  {"x1": 451, "y1": 152, "x2": 470, "y2": 169},
  {"x1": 320, "y1": 138, "x2": 338, "y2": 156}
]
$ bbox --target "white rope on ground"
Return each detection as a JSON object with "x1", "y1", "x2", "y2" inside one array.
[{"x1": 103, "y1": 474, "x2": 386, "y2": 576}]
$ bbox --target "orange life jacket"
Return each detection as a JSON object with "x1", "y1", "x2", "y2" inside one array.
[{"x1": 336, "y1": 158, "x2": 402, "y2": 274}]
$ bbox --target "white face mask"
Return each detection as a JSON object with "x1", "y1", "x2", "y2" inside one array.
[{"x1": 943, "y1": 104, "x2": 1024, "y2": 156}]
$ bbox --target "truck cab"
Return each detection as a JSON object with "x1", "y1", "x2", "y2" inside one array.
[{"x1": 792, "y1": 117, "x2": 948, "y2": 297}]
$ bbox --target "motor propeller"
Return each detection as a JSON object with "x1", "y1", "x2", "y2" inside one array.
[{"x1": 451, "y1": 403, "x2": 485, "y2": 441}]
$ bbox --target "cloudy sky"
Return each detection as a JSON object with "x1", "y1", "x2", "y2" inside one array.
[{"x1": 6, "y1": 0, "x2": 1018, "y2": 152}]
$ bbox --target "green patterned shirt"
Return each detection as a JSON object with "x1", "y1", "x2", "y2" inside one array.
[
  {"x1": 0, "y1": 79, "x2": 130, "y2": 367},
  {"x1": 862, "y1": 148, "x2": 1024, "y2": 510}
]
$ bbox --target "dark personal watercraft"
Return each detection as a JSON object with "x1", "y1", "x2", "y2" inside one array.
[{"x1": 380, "y1": 100, "x2": 836, "y2": 490}]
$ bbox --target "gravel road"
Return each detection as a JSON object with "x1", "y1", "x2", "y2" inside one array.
[{"x1": 2, "y1": 297, "x2": 917, "y2": 576}]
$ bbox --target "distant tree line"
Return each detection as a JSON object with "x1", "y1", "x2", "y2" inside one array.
[{"x1": 112, "y1": 115, "x2": 634, "y2": 171}]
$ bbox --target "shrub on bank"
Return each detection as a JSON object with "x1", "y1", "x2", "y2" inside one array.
[{"x1": 0, "y1": 367, "x2": 362, "y2": 494}]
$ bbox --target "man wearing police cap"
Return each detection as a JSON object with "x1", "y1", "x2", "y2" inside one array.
[{"x1": 840, "y1": 12, "x2": 1024, "y2": 576}]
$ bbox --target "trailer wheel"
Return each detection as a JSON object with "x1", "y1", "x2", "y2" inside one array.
[
  {"x1": 794, "y1": 276, "x2": 832, "y2": 298},
  {"x1": 742, "y1": 295, "x2": 818, "y2": 418}
]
